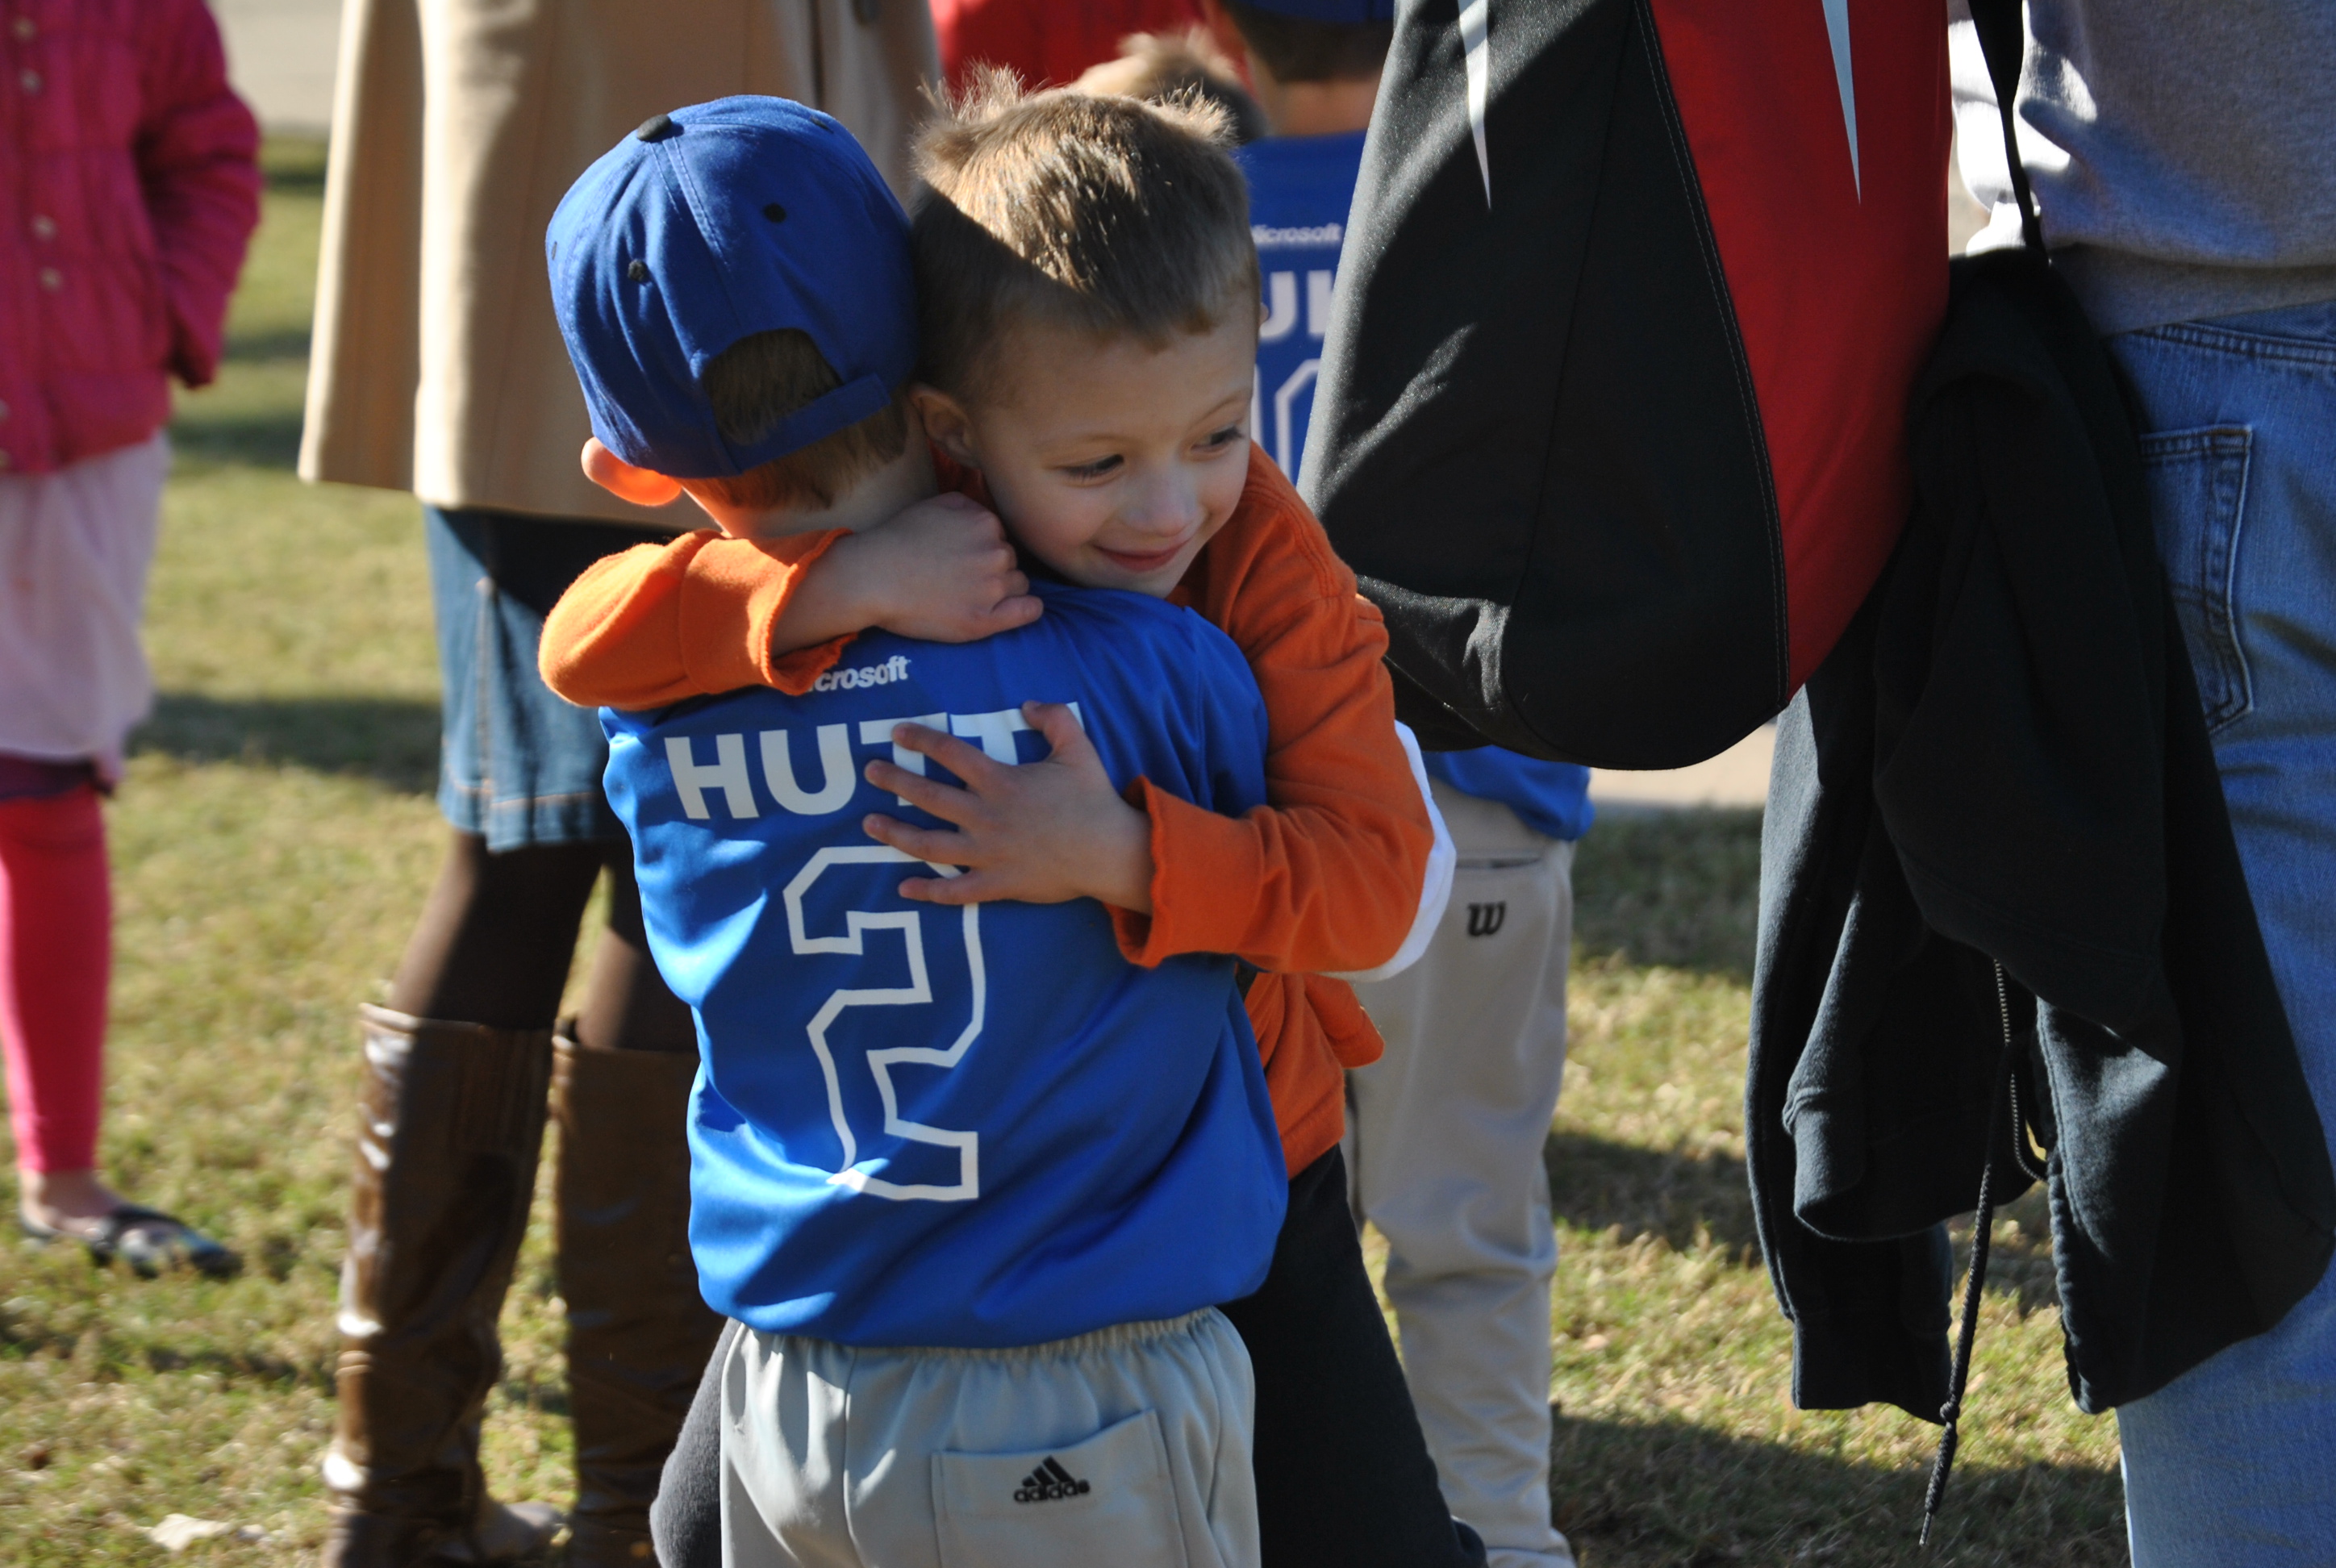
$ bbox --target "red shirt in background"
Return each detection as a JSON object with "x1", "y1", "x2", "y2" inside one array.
[{"x1": 932, "y1": 0, "x2": 1204, "y2": 91}]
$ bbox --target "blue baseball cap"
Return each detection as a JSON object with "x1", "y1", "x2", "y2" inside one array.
[
  {"x1": 546, "y1": 96, "x2": 916, "y2": 480},
  {"x1": 1235, "y1": 0, "x2": 1395, "y2": 19}
]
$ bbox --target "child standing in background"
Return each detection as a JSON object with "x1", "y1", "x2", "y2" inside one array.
[
  {"x1": 0, "y1": 0, "x2": 261, "y2": 1274},
  {"x1": 1198, "y1": 3, "x2": 1592, "y2": 1564}
]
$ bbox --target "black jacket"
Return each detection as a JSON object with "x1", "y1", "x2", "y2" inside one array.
[{"x1": 1748, "y1": 248, "x2": 2335, "y2": 1419}]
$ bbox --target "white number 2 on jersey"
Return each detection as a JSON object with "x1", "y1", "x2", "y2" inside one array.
[{"x1": 782, "y1": 845, "x2": 985, "y2": 1201}]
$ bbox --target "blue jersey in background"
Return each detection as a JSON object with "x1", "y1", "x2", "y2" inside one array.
[
  {"x1": 1236, "y1": 131, "x2": 1593, "y2": 842},
  {"x1": 1236, "y1": 131, "x2": 1364, "y2": 489},
  {"x1": 603, "y1": 583, "x2": 1287, "y2": 1349}
]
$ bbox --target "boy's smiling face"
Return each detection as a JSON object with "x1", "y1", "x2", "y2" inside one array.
[{"x1": 915, "y1": 312, "x2": 1258, "y2": 598}]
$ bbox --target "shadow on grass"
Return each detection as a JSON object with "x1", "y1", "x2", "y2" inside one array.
[
  {"x1": 132, "y1": 692, "x2": 440, "y2": 795},
  {"x1": 169, "y1": 407, "x2": 307, "y2": 469},
  {"x1": 220, "y1": 325, "x2": 315, "y2": 363},
  {"x1": 1545, "y1": 1132, "x2": 2065, "y2": 1312},
  {"x1": 1551, "y1": 1412, "x2": 2126, "y2": 1566},
  {"x1": 1545, "y1": 1131, "x2": 1758, "y2": 1258},
  {"x1": 0, "y1": 1307, "x2": 325, "y2": 1391},
  {"x1": 1574, "y1": 808, "x2": 1762, "y2": 980},
  {"x1": 263, "y1": 136, "x2": 328, "y2": 193}
]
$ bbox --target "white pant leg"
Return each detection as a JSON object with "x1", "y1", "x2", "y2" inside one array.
[
  {"x1": 1347, "y1": 782, "x2": 1575, "y2": 1568},
  {"x1": 0, "y1": 432, "x2": 169, "y2": 774},
  {"x1": 720, "y1": 1310, "x2": 1258, "y2": 1568},
  {"x1": 719, "y1": 1326, "x2": 857, "y2": 1568}
]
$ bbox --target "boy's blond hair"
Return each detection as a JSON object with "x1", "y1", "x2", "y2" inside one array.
[
  {"x1": 688, "y1": 327, "x2": 910, "y2": 511},
  {"x1": 911, "y1": 75, "x2": 1258, "y2": 399}
]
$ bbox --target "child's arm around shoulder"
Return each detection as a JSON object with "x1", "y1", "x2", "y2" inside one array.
[
  {"x1": 539, "y1": 528, "x2": 856, "y2": 710},
  {"x1": 1116, "y1": 450, "x2": 1445, "y2": 977},
  {"x1": 540, "y1": 493, "x2": 1038, "y2": 710}
]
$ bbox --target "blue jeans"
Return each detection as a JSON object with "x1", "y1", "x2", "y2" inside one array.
[
  {"x1": 2107, "y1": 300, "x2": 2336, "y2": 1566},
  {"x1": 424, "y1": 507, "x2": 674, "y2": 850}
]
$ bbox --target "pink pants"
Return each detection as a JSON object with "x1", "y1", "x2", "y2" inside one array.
[{"x1": 0, "y1": 784, "x2": 110, "y2": 1174}]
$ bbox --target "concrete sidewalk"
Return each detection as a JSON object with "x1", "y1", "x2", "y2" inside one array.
[
  {"x1": 1589, "y1": 725, "x2": 1772, "y2": 813},
  {"x1": 214, "y1": 0, "x2": 340, "y2": 134}
]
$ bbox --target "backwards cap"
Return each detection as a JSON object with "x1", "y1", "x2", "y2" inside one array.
[{"x1": 546, "y1": 96, "x2": 916, "y2": 480}]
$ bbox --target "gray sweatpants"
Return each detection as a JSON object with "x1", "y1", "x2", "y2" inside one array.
[
  {"x1": 1347, "y1": 780, "x2": 1577, "y2": 1568},
  {"x1": 720, "y1": 1307, "x2": 1260, "y2": 1568}
]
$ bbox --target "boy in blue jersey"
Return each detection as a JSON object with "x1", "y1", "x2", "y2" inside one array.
[
  {"x1": 1197, "y1": 4, "x2": 1592, "y2": 1565},
  {"x1": 544, "y1": 98, "x2": 1281, "y2": 1568}
]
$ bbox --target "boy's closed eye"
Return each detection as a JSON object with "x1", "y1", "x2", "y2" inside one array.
[{"x1": 1057, "y1": 454, "x2": 1124, "y2": 482}]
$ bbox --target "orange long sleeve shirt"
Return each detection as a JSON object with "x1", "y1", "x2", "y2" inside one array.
[{"x1": 540, "y1": 445, "x2": 1432, "y2": 1173}]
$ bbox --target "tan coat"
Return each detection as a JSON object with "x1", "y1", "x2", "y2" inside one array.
[{"x1": 298, "y1": 0, "x2": 937, "y2": 524}]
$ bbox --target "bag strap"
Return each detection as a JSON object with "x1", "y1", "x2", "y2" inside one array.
[{"x1": 1965, "y1": 0, "x2": 2044, "y2": 253}]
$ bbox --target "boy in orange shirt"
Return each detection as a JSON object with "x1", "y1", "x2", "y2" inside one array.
[{"x1": 543, "y1": 81, "x2": 1488, "y2": 1568}]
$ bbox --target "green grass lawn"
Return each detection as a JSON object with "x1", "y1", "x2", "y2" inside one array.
[{"x1": 0, "y1": 140, "x2": 2127, "y2": 1566}]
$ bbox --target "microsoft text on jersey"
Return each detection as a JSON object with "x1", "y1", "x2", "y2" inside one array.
[{"x1": 811, "y1": 654, "x2": 911, "y2": 692}]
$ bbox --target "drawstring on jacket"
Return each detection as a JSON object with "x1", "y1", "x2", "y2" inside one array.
[{"x1": 1920, "y1": 963, "x2": 2034, "y2": 1547}]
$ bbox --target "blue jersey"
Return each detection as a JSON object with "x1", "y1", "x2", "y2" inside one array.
[
  {"x1": 603, "y1": 583, "x2": 1286, "y2": 1349},
  {"x1": 1423, "y1": 749, "x2": 1594, "y2": 843},
  {"x1": 1238, "y1": 131, "x2": 1595, "y2": 840},
  {"x1": 1235, "y1": 131, "x2": 1365, "y2": 487}
]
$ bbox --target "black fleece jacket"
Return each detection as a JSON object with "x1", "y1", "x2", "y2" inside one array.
[{"x1": 1748, "y1": 248, "x2": 2335, "y2": 1420}]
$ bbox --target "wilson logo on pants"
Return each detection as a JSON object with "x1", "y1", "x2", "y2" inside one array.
[{"x1": 1466, "y1": 902, "x2": 1508, "y2": 937}]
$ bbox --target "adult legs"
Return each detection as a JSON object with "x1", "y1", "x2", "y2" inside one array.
[
  {"x1": 389, "y1": 831, "x2": 604, "y2": 1028},
  {"x1": 323, "y1": 508, "x2": 713, "y2": 1567},
  {"x1": 1347, "y1": 787, "x2": 1576, "y2": 1568},
  {"x1": 2107, "y1": 302, "x2": 2336, "y2": 1565},
  {"x1": 321, "y1": 832, "x2": 596, "y2": 1566},
  {"x1": 553, "y1": 847, "x2": 720, "y2": 1566}
]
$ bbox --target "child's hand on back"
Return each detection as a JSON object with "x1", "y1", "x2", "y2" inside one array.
[
  {"x1": 861, "y1": 703, "x2": 1154, "y2": 912},
  {"x1": 825, "y1": 493, "x2": 1043, "y2": 643}
]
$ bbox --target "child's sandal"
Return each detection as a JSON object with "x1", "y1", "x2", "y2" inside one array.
[{"x1": 19, "y1": 1204, "x2": 240, "y2": 1279}]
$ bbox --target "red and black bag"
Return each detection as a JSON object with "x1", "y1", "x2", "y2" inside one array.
[{"x1": 1306, "y1": 0, "x2": 1950, "y2": 765}]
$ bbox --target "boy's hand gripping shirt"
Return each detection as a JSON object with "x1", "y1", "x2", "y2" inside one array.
[
  {"x1": 548, "y1": 444, "x2": 1439, "y2": 1174},
  {"x1": 603, "y1": 582, "x2": 1287, "y2": 1347}
]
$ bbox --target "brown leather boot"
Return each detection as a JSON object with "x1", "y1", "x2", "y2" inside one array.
[
  {"x1": 553, "y1": 1032, "x2": 723, "y2": 1568},
  {"x1": 320, "y1": 1007, "x2": 564, "y2": 1567}
]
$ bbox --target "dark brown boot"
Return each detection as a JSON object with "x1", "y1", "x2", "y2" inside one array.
[
  {"x1": 320, "y1": 1007, "x2": 564, "y2": 1567},
  {"x1": 553, "y1": 1033, "x2": 723, "y2": 1568}
]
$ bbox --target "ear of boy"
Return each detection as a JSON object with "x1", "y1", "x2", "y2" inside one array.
[
  {"x1": 581, "y1": 437, "x2": 687, "y2": 508},
  {"x1": 908, "y1": 385, "x2": 980, "y2": 475}
]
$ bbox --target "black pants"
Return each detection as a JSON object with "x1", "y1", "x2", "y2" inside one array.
[{"x1": 650, "y1": 1148, "x2": 1486, "y2": 1567}]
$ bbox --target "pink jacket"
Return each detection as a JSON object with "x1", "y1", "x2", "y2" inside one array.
[{"x1": 0, "y1": 0, "x2": 259, "y2": 476}]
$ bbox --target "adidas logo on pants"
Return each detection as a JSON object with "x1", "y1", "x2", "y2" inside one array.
[{"x1": 1014, "y1": 1457, "x2": 1091, "y2": 1503}]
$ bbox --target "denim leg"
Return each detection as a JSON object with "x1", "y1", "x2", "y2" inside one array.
[
  {"x1": 2104, "y1": 300, "x2": 2336, "y2": 1566},
  {"x1": 423, "y1": 508, "x2": 673, "y2": 849}
]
